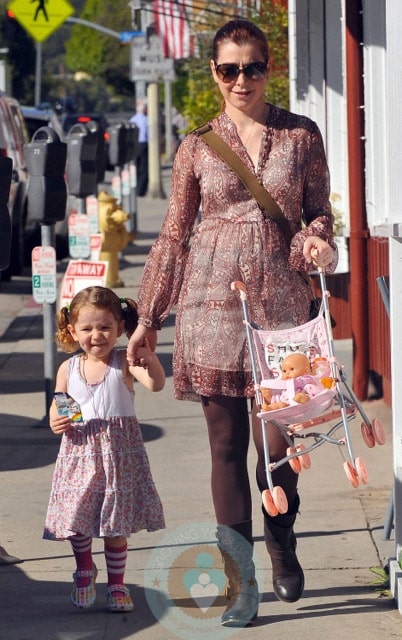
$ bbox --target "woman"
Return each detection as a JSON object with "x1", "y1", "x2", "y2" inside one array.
[{"x1": 127, "y1": 19, "x2": 337, "y2": 627}]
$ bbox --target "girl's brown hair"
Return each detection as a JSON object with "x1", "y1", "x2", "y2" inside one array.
[
  {"x1": 212, "y1": 19, "x2": 269, "y2": 65},
  {"x1": 56, "y1": 286, "x2": 139, "y2": 353}
]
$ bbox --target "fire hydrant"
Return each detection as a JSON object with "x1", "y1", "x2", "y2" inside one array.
[{"x1": 98, "y1": 191, "x2": 135, "y2": 287}]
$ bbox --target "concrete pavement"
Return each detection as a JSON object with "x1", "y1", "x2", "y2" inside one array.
[{"x1": 0, "y1": 167, "x2": 401, "y2": 639}]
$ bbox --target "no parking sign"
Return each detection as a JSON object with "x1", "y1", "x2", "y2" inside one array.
[
  {"x1": 59, "y1": 259, "x2": 108, "y2": 309},
  {"x1": 32, "y1": 246, "x2": 57, "y2": 304}
]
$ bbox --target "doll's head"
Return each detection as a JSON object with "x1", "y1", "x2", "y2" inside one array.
[{"x1": 281, "y1": 353, "x2": 311, "y2": 380}]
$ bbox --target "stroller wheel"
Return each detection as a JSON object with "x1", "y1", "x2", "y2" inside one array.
[
  {"x1": 262, "y1": 490, "x2": 278, "y2": 517},
  {"x1": 355, "y1": 456, "x2": 369, "y2": 484},
  {"x1": 372, "y1": 418, "x2": 386, "y2": 446},
  {"x1": 343, "y1": 461, "x2": 359, "y2": 488},
  {"x1": 361, "y1": 422, "x2": 375, "y2": 448},
  {"x1": 296, "y1": 444, "x2": 312, "y2": 469},
  {"x1": 286, "y1": 447, "x2": 302, "y2": 474},
  {"x1": 272, "y1": 486, "x2": 288, "y2": 514}
]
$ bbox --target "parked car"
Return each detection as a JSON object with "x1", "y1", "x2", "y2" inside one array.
[
  {"x1": 21, "y1": 105, "x2": 64, "y2": 142},
  {"x1": 0, "y1": 93, "x2": 29, "y2": 281},
  {"x1": 0, "y1": 95, "x2": 71, "y2": 283},
  {"x1": 60, "y1": 112, "x2": 109, "y2": 136}
]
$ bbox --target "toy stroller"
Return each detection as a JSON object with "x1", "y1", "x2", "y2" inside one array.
[{"x1": 231, "y1": 269, "x2": 385, "y2": 517}]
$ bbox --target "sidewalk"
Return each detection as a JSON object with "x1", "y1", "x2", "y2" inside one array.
[{"x1": 0, "y1": 169, "x2": 401, "y2": 639}]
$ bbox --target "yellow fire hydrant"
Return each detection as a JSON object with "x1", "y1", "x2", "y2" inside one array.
[{"x1": 98, "y1": 191, "x2": 135, "y2": 287}]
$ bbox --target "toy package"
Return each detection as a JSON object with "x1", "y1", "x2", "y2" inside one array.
[{"x1": 54, "y1": 392, "x2": 83, "y2": 425}]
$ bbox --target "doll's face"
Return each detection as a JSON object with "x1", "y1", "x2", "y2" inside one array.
[{"x1": 281, "y1": 354, "x2": 311, "y2": 379}]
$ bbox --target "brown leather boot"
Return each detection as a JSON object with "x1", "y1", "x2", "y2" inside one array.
[
  {"x1": 264, "y1": 497, "x2": 304, "y2": 603},
  {"x1": 216, "y1": 521, "x2": 259, "y2": 627}
]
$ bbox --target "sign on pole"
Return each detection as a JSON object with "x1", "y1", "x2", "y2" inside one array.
[
  {"x1": 59, "y1": 260, "x2": 108, "y2": 309},
  {"x1": 130, "y1": 34, "x2": 176, "y2": 82},
  {"x1": 7, "y1": 0, "x2": 74, "y2": 43},
  {"x1": 68, "y1": 212, "x2": 91, "y2": 259},
  {"x1": 32, "y1": 246, "x2": 57, "y2": 304}
]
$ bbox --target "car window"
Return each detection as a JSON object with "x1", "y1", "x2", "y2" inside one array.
[
  {"x1": 0, "y1": 97, "x2": 27, "y2": 170},
  {"x1": 0, "y1": 99, "x2": 18, "y2": 164}
]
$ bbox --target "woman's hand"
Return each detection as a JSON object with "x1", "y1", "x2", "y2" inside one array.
[
  {"x1": 303, "y1": 235, "x2": 333, "y2": 268},
  {"x1": 127, "y1": 325, "x2": 158, "y2": 367}
]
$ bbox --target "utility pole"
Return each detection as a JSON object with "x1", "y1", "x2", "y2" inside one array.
[{"x1": 147, "y1": 81, "x2": 165, "y2": 198}]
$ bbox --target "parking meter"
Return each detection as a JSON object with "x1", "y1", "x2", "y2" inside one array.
[
  {"x1": 24, "y1": 126, "x2": 67, "y2": 224},
  {"x1": 0, "y1": 155, "x2": 12, "y2": 270},
  {"x1": 66, "y1": 123, "x2": 98, "y2": 197},
  {"x1": 107, "y1": 123, "x2": 127, "y2": 168},
  {"x1": 125, "y1": 123, "x2": 139, "y2": 164},
  {"x1": 85, "y1": 120, "x2": 106, "y2": 184}
]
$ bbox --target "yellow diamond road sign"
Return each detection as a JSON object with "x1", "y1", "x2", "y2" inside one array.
[{"x1": 7, "y1": 0, "x2": 74, "y2": 43}]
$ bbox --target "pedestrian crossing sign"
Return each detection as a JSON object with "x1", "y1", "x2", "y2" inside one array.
[{"x1": 7, "y1": 0, "x2": 74, "y2": 43}]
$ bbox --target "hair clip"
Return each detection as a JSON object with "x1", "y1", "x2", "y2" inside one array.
[
  {"x1": 119, "y1": 297, "x2": 126, "y2": 304},
  {"x1": 65, "y1": 304, "x2": 70, "y2": 311}
]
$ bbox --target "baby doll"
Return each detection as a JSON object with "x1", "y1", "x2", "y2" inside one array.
[{"x1": 260, "y1": 352, "x2": 324, "y2": 411}]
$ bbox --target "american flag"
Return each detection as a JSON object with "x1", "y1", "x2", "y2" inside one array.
[{"x1": 153, "y1": 0, "x2": 192, "y2": 59}]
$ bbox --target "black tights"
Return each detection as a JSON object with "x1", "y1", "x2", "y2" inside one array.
[{"x1": 201, "y1": 395, "x2": 298, "y2": 526}]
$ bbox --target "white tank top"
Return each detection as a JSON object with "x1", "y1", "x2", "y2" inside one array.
[{"x1": 68, "y1": 348, "x2": 135, "y2": 420}]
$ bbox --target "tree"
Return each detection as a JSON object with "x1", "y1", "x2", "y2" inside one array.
[{"x1": 64, "y1": 0, "x2": 134, "y2": 109}]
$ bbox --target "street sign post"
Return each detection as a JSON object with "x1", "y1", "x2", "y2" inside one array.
[
  {"x1": 68, "y1": 212, "x2": 91, "y2": 259},
  {"x1": 120, "y1": 30, "x2": 143, "y2": 43},
  {"x1": 130, "y1": 34, "x2": 176, "y2": 82},
  {"x1": 31, "y1": 246, "x2": 57, "y2": 304},
  {"x1": 7, "y1": 0, "x2": 74, "y2": 42}
]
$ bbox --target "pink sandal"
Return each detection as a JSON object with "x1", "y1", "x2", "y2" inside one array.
[
  {"x1": 107, "y1": 584, "x2": 134, "y2": 612},
  {"x1": 71, "y1": 564, "x2": 98, "y2": 608}
]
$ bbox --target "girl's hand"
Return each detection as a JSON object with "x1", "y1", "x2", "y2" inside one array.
[
  {"x1": 136, "y1": 338, "x2": 154, "y2": 369},
  {"x1": 127, "y1": 325, "x2": 158, "y2": 367},
  {"x1": 49, "y1": 414, "x2": 71, "y2": 435},
  {"x1": 303, "y1": 236, "x2": 333, "y2": 268}
]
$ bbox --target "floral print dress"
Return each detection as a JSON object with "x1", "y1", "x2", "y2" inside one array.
[
  {"x1": 44, "y1": 349, "x2": 165, "y2": 540},
  {"x1": 137, "y1": 106, "x2": 337, "y2": 402}
]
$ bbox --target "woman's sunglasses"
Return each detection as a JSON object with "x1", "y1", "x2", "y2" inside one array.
[{"x1": 214, "y1": 61, "x2": 268, "y2": 83}]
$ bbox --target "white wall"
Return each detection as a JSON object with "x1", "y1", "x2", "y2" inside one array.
[
  {"x1": 288, "y1": 0, "x2": 349, "y2": 234},
  {"x1": 363, "y1": 0, "x2": 388, "y2": 232}
]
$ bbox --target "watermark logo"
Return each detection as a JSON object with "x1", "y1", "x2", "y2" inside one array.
[{"x1": 144, "y1": 521, "x2": 262, "y2": 639}]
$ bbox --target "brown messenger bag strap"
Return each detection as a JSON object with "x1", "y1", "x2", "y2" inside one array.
[{"x1": 195, "y1": 123, "x2": 293, "y2": 247}]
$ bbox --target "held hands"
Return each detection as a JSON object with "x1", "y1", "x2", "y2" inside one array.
[
  {"x1": 127, "y1": 325, "x2": 158, "y2": 368},
  {"x1": 135, "y1": 338, "x2": 155, "y2": 369},
  {"x1": 303, "y1": 236, "x2": 333, "y2": 268}
]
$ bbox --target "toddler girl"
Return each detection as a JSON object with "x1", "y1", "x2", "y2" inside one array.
[{"x1": 43, "y1": 286, "x2": 165, "y2": 612}]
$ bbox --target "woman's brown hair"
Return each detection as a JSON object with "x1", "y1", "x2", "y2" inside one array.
[{"x1": 212, "y1": 19, "x2": 269, "y2": 65}]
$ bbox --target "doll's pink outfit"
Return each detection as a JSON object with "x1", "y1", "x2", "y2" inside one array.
[
  {"x1": 44, "y1": 348, "x2": 165, "y2": 540},
  {"x1": 262, "y1": 374, "x2": 324, "y2": 406}
]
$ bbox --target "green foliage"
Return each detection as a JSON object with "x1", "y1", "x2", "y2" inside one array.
[
  {"x1": 63, "y1": 0, "x2": 133, "y2": 107},
  {"x1": 1, "y1": 0, "x2": 289, "y2": 117},
  {"x1": 369, "y1": 566, "x2": 390, "y2": 597}
]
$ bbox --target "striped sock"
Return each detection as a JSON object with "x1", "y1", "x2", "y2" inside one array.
[
  {"x1": 104, "y1": 540, "x2": 128, "y2": 592},
  {"x1": 70, "y1": 534, "x2": 93, "y2": 588}
]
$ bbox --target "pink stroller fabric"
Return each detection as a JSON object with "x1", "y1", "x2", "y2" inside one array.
[{"x1": 253, "y1": 314, "x2": 336, "y2": 424}]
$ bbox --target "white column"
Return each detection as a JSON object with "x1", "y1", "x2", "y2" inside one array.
[{"x1": 385, "y1": 0, "x2": 402, "y2": 613}]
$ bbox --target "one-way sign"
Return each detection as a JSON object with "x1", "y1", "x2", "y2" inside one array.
[{"x1": 130, "y1": 34, "x2": 176, "y2": 82}]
